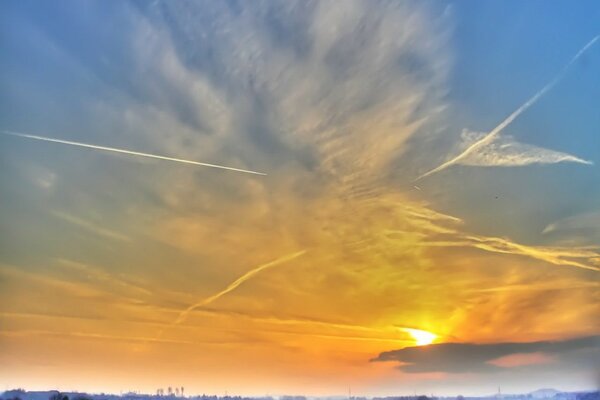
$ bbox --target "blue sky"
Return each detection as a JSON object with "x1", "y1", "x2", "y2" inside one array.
[
  {"x1": 438, "y1": 0, "x2": 600, "y2": 241},
  {"x1": 1, "y1": 0, "x2": 599, "y2": 396}
]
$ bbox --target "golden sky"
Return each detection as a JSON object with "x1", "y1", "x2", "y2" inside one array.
[{"x1": 1, "y1": 0, "x2": 599, "y2": 396}]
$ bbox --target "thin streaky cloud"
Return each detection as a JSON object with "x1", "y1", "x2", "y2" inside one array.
[
  {"x1": 471, "y1": 281, "x2": 599, "y2": 293},
  {"x1": 0, "y1": 263, "x2": 144, "y2": 303},
  {"x1": 1, "y1": 130, "x2": 267, "y2": 176},
  {"x1": 51, "y1": 210, "x2": 131, "y2": 242},
  {"x1": 157, "y1": 250, "x2": 307, "y2": 339},
  {"x1": 415, "y1": 35, "x2": 599, "y2": 181},
  {"x1": 417, "y1": 236, "x2": 599, "y2": 272},
  {"x1": 0, "y1": 329, "x2": 195, "y2": 345},
  {"x1": 543, "y1": 211, "x2": 600, "y2": 234},
  {"x1": 55, "y1": 258, "x2": 153, "y2": 297},
  {"x1": 0, "y1": 310, "x2": 427, "y2": 346}
]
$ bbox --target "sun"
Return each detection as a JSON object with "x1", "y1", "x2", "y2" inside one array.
[{"x1": 401, "y1": 328, "x2": 438, "y2": 346}]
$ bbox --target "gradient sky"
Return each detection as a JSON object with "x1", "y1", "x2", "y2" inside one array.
[{"x1": 1, "y1": 0, "x2": 599, "y2": 396}]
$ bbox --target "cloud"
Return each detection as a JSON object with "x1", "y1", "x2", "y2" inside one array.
[
  {"x1": 0, "y1": 130, "x2": 267, "y2": 175},
  {"x1": 50, "y1": 210, "x2": 131, "y2": 242},
  {"x1": 470, "y1": 280, "x2": 599, "y2": 293},
  {"x1": 372, "y1": 335, "x2": 600, "y2": 373},
  {"x1": 0, "y1": 329, "x2": 194, "y2": 345},
  {"x1": 2, "y1": 1, "x2": 599, "y2": 389},
  {"x1": 55, "y1": 258, "x2": 153, "y2": 297},
  {"x1": 487, "y1": 351, "x2": 555, "y2": 368},
  {"x1": 415, "y1": 34, "x2": 599, "y2": 180},
  {"x1": 455, "y1": 130, "x2": 592, "y2": 167},
  {"x1": 0, "y1": 263, "x2": 124, "y2": 301},
  {"x1": 543, "y1": 211, "x2": 600, "y2": 246},
  {"x1": 163, "y1": 250, "x2": 307, "y2": 333},
  {"x1": 384, "y1": 206, "x2": 600, "y2": 271},
  {"x1": 416, "y1": 232, "x2": 600, "y2": 271}
]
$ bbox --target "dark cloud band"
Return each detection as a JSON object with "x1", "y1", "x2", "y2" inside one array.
[{"x1": 372, "y1": 335, "x2": 600, "y2": 373}]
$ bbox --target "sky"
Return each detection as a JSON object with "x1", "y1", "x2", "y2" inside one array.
[{"x1": 0, "y1": 0, "x2": 599, "y2": 396}]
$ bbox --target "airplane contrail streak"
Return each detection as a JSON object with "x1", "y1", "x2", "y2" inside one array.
[
  {"x1": 156, "y1": 250, "x2": 307, "y2": 338},
  {"x1": 415, "y1": 35, "x2": 599, "y2": 181},
  {"x1": 1, "y1": 130, "x2": 266, "y2": 176}
]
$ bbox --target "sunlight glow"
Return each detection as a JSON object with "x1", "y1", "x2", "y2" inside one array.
[{"x1": 402, "y1": 328, "x2": 438, "y2": 346}]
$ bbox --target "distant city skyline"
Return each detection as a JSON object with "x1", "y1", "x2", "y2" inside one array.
[{"x1": 2, "y1": 388, "x2": 598, "y2": 399}]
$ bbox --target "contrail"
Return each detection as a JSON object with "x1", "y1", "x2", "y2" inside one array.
[
  {"x1": 416, "y1": 35, "x2": 599, "y2": 181},
  {"x1": 0, "y1": 130, "x2": 266, "y2": 176},
  {"x1": 157, "y1": 250, "x2": 307, "y2": 338}
]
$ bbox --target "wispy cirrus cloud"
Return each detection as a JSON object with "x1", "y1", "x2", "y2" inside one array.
[
  {"x1": 55, "y1": 258, "x2": 153, "y2": 297},
  {"x1": 384, "y1": 205, "x2": 600, "y2": 272},
  {"x1": 50, "y1": 210, "x2": 131, "y2": 242},
  {"x1": 2, "y1": 1, "x2": 599, "y2": 391},
  {"x1": 417, "y1": 233, "x2": 600, "y2": 271},
  {"x1": 543, "y1": 211, "x2": 600, "y2": 247},
  {"x1": 416, "y1": 35, "x2": 599, "y2": 181},
  {"x1": 455, "y1": 130, "x2": 592, "y2": 167}
]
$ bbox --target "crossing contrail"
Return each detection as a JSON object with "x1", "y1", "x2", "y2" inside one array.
[
  {"x1": 1, "y1": 130, "x2": 266, "y2": 176},
  {"x1": 415, "y1": 34, "x2": 599, "y2": 181}
]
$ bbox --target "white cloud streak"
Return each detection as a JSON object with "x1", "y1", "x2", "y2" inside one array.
[
  {"x1": 51, "y1": 210, "x2": 131, "y2": 242},
  {"x1": 455, "y1": 130, "x2": 592, "y2": 167},
  {"x1": 156, "y1": 250, "x2": 307, "y2": 338},
  {"x1": 1, "y1": 130, "x2": 267, "y2": 176},
  {"x1": 543, "y1": 211, "x2": 600, "y2": 234},
  {"x1": 416, "y1": 35, "x2": 599, "y2": 181}
]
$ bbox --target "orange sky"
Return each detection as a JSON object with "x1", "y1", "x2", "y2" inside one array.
[{"x1": 1, "y1": 0, "x2": 599, "y2": 396}]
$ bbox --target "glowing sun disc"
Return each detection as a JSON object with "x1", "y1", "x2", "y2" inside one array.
[{"x1": 402, "y1": 328, "x2": 437, "y2": 346}]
